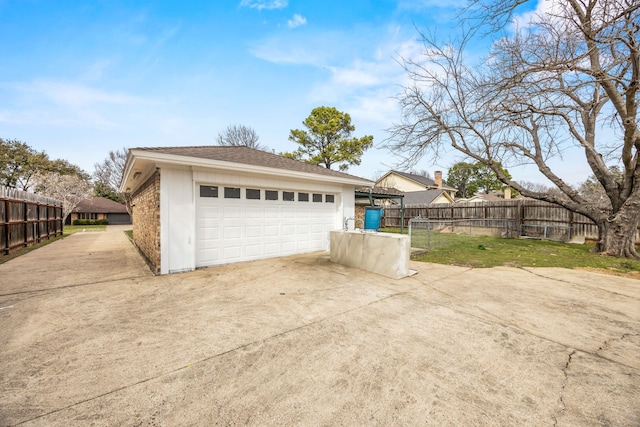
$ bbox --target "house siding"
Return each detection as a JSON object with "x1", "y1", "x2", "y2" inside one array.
[
  {"x1": 68, "y1": 212, "x2": 108, "y2": 224},
  {"x1": 132, "y1": 171, "x2": 161, "y2": 274},
  {"x1": 377, "y1": 175, "x2": 425, "y2": 192}
]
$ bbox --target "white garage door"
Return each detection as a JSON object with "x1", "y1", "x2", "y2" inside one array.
[{"x1": 196, "y1": 184, "x2": 338, "y2": 267}]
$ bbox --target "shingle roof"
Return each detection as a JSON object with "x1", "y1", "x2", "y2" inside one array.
[
  {"x1": 133, "y1": 145, "x2": 371, "y2": 182},
  {"x1": 391, "y1": 170, "x2": 457, "y2": 191},
  {"x1": 403, "y1": 190, "x2": 452, "y2": 205},
  {"x1": 356, "y1": 186, "x2": 404, "y2": 196},
  {"x1": 74, "y1": 197, "x2": 128, "y2": 213}
]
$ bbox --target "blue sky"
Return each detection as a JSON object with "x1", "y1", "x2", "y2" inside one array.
[{"x1": 0, "y1": 0, "x2": 592, "y2": 184}]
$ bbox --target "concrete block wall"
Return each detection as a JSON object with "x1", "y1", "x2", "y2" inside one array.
[{"x1": 131, "y1": 171, "x2": 161, "y2": 274}]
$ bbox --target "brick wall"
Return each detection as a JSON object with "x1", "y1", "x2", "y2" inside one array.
[{"x1": 131, "y1": 171, "x2": 161, "y2": 274}]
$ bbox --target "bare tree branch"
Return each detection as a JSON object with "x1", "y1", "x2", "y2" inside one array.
[
  {"x1": 216, "y1": 124, "x2": 268, "y2": 151},
  {"x1": 384, "y1": 0, "x2": 640, "y2": 257}
]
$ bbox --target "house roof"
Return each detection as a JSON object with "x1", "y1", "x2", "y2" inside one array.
[
  {"x1": 120, "y1": 145, "x2": 374, "y2": 193},
  {"x1": 403, "y1": 190, "x2": 455, "y2": 205},
  {"x1": 380, "y1": 170, "x2": 457, "y2": 192},
  {"x1": 74, "y1": 197, "x2": 128, "y2": 213},
  {"x1": 356, "y1": 186, "x2": 404, "y2": 196}
]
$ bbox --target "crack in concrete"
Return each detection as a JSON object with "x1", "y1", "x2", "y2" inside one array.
[
  {"x1": 522, "y1": 268, "x2": 639, "y2": 299},
  {"x1": 11, "y1": 289, "x2": 408, "y2": 426},
  {"x1": 597, "y1": 333, "x2": 640, "y2": 354},
  {"x1": 0, "y1": 274, "x2": 153, "y2": 298},
  {"x1": 553, "y1": 349, "x2": 576, "y2": 427},
  {"x1": 422, "y1": 268, "x2": 640, "y2": 373}
]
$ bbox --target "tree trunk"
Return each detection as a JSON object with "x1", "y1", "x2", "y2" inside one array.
[{"x1": 595, "y1": 215, "x2": 640, "y2": 259}]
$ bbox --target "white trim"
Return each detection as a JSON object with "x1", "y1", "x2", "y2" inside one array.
[{"x1": 122, "y1": 149, "x2": 373, "y2": 194}]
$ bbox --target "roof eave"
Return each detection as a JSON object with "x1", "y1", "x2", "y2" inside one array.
[{"x1": 121, "y1": 150, "x2": 373, "y2": 193}]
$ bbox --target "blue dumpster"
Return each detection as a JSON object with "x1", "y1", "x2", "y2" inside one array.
[{"x1": 364, "y1": 206, "x2": 383, "y2": 230}]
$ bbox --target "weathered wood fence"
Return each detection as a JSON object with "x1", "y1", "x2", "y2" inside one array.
[
  {"x1": 1, "y1": 186, "x2": 63, "y2": 255},
  {"x1": 383, "y1": 200, "x2": 603, "y2": 239}
]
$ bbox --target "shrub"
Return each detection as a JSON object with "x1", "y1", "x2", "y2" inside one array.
[{"x1": 72, "y1": 219, "x2": 109, "y2": 226}]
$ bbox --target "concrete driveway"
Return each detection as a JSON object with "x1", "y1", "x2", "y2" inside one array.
[{"x1": 1, "y1": 226, "x2": 638, "y2": 426}]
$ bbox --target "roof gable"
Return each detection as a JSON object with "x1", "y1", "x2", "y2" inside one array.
[{"x1": 392, "y1": 170, "x2": 436, "y2": 187}]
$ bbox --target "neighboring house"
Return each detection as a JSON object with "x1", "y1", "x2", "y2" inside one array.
[
  {"x1": 403, "y1": 190, "x2": 455, "y2": 205},
  {"x1": 375, "y1": 170, "x2": 457, "y2": 200},
  {"x1": 120, "y1": 146, "x2": 373, "y2": 275},
  {"x1": 374, "y1": 170, "x2": 457, "y2": 206},
  {"x1": 67, "y1": 197, "x2": 131, "y2": 225}
]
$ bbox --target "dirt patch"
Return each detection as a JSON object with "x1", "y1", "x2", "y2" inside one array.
[{"x1": 575, "y1": 266, "x2": 640, "y2": 280}]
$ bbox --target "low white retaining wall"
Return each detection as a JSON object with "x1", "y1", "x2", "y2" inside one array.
[{"x1": 329, "y1": 230, "x2": 414, "y2": 279}]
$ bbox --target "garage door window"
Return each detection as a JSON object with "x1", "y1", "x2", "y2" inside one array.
[
  {"x1": 265, "y1": 190, "x2": 278, "y2": 200},
  {"x1": 224, "y1": 187, "x2": 241, "y2": 199},
  {"x1": 200, "y1": 185, "x2": 218, "y2": 198},
  {"x1": 246, "y1": 189, "x2": 261, "y2": 200},
  {"x1": 200, "y1": 185, "x2": 335, "y2": 204}
]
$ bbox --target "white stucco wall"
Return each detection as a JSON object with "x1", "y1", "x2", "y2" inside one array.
[{"x1": 160, "y1": 167, "x2": 196, "y2": 274}]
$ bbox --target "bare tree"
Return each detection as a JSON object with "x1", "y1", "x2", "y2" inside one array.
[
  {"x1": 385, "y1": 0, "x2": 640, "y2": 258},
  {"x1": 216, "y1": 124, "x2": 267, "y2": 150},
  {"x1": 31, "y1": 172, "x2": 92, "y2": 224},
  {"x1": 409, "y1": 169, "x2": 431, "y2": 178},
  {"x1": 93, "y1": 148, "x2": 131, "y2": 210}
]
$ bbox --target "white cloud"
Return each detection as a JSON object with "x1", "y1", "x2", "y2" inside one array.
[
  {"x1": 328, "y1": 65, "x2": 380, "y2": 87},
  {"x1": 310, "y1": 34, "x2": 423, "y2": 100},
  {"x1": 31, "y1": 80, "x2": 143, "y2": 108},
  {"x1": 509, "y1": 0, "x2": 565, "y2": 33},
  {"x1": 239, "y1": 0, "x2": 288, "y2": 11},
  {"x1": 250, "y1": 34, "x2": 336, "y2": 66},
  {"x1": 0, "y1": 80, "x2": 149, "y2": 128},
  {"x1": 287, "y1": 14, "x2": 307, "y2": 29}
]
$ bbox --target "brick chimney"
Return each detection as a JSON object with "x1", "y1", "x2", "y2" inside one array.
[
  {"x1": 504, "y1": 187, "x2": 512, "y2": 200},
  {"x1": 434, "y1": 171, "x2": 442, "y2": 189}
]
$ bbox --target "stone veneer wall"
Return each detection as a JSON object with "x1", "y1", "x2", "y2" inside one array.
[
  {"x1": 131, "y1": 171, "x2": 161, "y2": 274},
  {"x1": 355, "y1": 205, "x2": 366, "y2": 227}
]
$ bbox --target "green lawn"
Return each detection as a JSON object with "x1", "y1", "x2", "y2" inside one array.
[
  {"x1": 382, "y1": 227, "x2": 640, "y2": 274},
  {"x1": 63, "y1": 224, "x2": 108, "y2": 236}
]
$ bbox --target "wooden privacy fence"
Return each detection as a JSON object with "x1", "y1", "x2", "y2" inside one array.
[
  {"x1": 383, "y1": 200, "x2": 604, "y2": 239},
  {"x1": 1, "y1": 185, "x2": 63, "y2": 255}
]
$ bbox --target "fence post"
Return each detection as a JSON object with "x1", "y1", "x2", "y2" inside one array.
[
  {"x1": 24, "y1": 199, "x2": 28, "y2": 247},
  {"x1": 3, "y1": 198, "x2": 8, "y2": 254},
  {"x1": 0, "y1": 185, "x2": 64, "y2": 255},
  {"x1": 518, "y1": 201, "x2": 524, "y2": 237}
]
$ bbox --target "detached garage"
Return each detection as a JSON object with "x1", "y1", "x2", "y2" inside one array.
[{"x1": 120, "y1": 146, "x2": 373, "y2": 274}]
